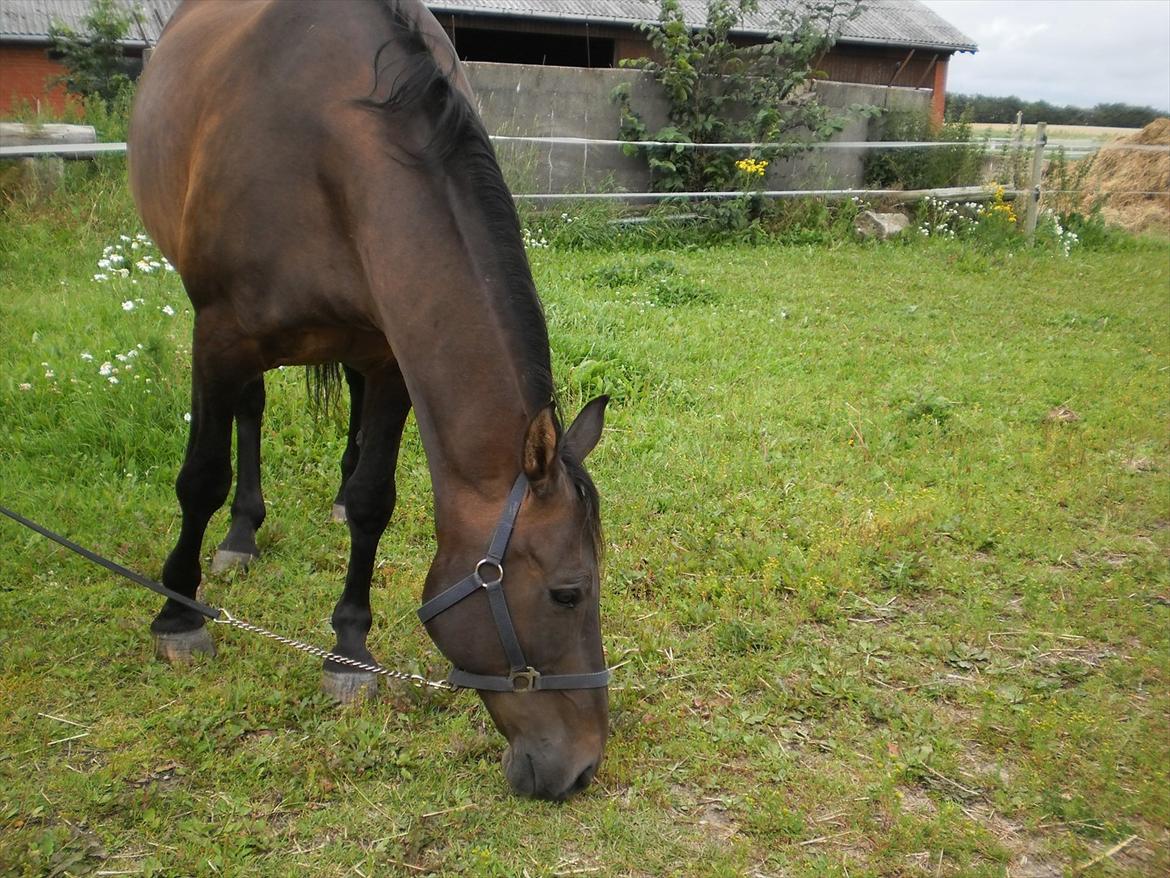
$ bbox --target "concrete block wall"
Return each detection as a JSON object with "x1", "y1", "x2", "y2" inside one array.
[{"x1": 464, "y1": 61, "x2": 933, "y2": 195}]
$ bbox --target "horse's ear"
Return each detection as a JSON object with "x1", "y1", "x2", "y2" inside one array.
[
  {"x1": 522, "y1": 403, "x2": 559, "y2": 489},
  {"x1": 562, "y1": 395, "x2": 609, "y2": 463}
]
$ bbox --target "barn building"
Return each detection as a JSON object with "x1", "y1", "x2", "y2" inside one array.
[
  {"x1": 2, "y1": 0, "x2": 973, "y2": 121},
  {"x1": 430, "y1": 1, "x2": 975, "y2": 125}
]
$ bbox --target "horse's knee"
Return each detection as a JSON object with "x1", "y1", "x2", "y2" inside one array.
[
  {"x1": 343, "y1": 480, "x2": 396, "y2": 536},
  {"x1": 176, "y1": 453, "x2": 232, "y2": 515}
]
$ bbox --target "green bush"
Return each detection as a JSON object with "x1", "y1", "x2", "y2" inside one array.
[{"x1": 864, "y1": 110, "x2": 985, "y2": 190}]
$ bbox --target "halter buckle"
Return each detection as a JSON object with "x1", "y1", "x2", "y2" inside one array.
[
  {"x1": 475, "y1": 558, "x2": 504, "y2": 587},
  {"x1": 509, "y1": 667, "x2": 541, "y2": 692}
]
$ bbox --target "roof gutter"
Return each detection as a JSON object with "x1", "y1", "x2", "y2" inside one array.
[{"x1": 0, "y1": 33, "x2": 150, "y2": 48}]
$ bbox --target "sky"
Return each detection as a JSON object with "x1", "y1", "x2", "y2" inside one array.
[{"x1": 918, "y1": 0, "x2": 1170, "y2": 111}]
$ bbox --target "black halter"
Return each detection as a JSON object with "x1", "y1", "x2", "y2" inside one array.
[{"x1": 417, "y1": 474, "x2": 611, "y2": 693}]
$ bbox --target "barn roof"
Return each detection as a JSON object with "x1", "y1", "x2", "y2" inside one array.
[
  {"x1": 0, "y1": 0, "x2": 178, "y2": 45},
  {"x1": 1, "y1": 0, "x2": 976, "y2": 54},
  {"x1": 428, "y1": 0, "x2": 977, "y2": 53}
]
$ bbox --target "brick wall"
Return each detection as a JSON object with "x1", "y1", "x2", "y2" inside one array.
[{"x1": 0, "y1": 45, "x2": 75, "y2": 115}]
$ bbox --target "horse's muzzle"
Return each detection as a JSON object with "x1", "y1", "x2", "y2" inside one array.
[{"x1": 502, "y1": 743, "x2": 600, "y2": 801}]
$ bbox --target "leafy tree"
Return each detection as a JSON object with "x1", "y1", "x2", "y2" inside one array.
[
  {"x1": 946, "y1": 93, "x2": 1163, "y2": 128},
  {"x1": 48, "y1": 0, "x2": 142, "y2": 107},
  {"x1": 613, "y1": 0, "x2": 861, "y2": 193}
]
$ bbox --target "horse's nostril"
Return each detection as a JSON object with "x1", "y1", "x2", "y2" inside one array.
[{"x1": 571, "y1": 760, "x2": 598, "y2": 794}]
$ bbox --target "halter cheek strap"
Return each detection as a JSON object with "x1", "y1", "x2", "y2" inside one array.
[{"x1": 417, "y1": 473, "x2": 611, "y2": 693}]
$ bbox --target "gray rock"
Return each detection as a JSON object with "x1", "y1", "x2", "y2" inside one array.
[{"x1": 855, "y1": 209, "x2": 911, "y2": 240}]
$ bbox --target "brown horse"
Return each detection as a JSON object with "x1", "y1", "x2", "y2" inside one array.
[{"x1": 129, "y1": 0, "x2": 610, "y2": 801}]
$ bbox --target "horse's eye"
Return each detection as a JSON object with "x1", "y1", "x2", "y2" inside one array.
[{"x1": 550, "y1": 587, "x2": 583, "y2": 608}]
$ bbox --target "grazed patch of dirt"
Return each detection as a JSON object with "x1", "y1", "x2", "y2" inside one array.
[
  {"x1": 1123, "y1": 456, "x2": 1157, "y2": 473},
  {"x1": 1045, "y1": 406, "x2": 1081, "y2": 423},
  {"x1": 668, "y1": 784, "x2": 741, "y2": 845},
  {"x1": 966, "y1": 805, "x2": 1062, "y2": 878},
  {"x1": 697, "y1": 801, "x2": 739, "y2": 842}
]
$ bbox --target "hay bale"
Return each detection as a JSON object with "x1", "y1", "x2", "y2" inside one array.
[{"x1": 1079, "y1": 118, "x2": 1170, "y2": 234}]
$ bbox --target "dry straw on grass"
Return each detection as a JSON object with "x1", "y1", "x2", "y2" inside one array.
[{"x1": 1081, "y1": 118, "x2": 1170, "y2": 233}]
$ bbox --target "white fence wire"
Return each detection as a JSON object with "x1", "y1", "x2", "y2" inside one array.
[{"x1": 2, "y1": 133, "x2": 1167, "y2": 204}]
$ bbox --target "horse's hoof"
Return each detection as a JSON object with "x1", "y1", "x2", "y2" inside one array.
[
  {"x1": 322, "y1": 669, "x2": 378, "y2": 703},
  {"x1": 331, "y1": 503, "x2": 347, "y2": 524},
  {"x1": 211, "y1": 548, "x2": 257, "y2": 574},
  {"x1": 154, "y1": 626, "x2": 216, "y2": 663}
]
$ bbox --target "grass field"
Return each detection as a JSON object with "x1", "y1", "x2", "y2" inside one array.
[
  {"x1": 975, "y1": 124, "x2": 1143, "y2": 145},
  {"x1": 0, "y1": 173, "x2": 1168, "y2": 877}
]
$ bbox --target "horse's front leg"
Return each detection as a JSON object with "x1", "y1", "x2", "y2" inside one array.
[
  {"x1": 212, "y1": 375, "x2": 266, "y2": 572},
  {"x1": 153, "y1": 323, "x2": 260, "y2": 662},
  {"x1": 323, "y1": 365, "x2": 410, "y2": 702}
]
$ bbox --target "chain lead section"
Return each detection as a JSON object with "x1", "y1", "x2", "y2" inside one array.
[{"x1": 214, "y1": 610, "x2": 457, "y2": 691}]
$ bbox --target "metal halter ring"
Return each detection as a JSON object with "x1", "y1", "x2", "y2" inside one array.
[
  {"x1": 475, "y1": 558, "x2": 504, "y2": 587},
  {"x1": 509, "y1": 667, "x2": 541, "y2": 692}
]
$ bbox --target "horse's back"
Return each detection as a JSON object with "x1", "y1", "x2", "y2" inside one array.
[
  {"x1": 132, "y1": 0, "x2": 376, "y2": 261},
  {"x1": 129, "y1": 0, "x2": 467, "y2": 361}
]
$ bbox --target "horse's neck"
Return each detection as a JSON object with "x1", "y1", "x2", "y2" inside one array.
[{"x1": 363, "y1": 202, "x2": 543, "y2": 512}]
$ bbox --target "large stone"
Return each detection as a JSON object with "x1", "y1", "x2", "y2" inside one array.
[{"x1": 855, "y1": 209, "x2": 911, "y2": 240}]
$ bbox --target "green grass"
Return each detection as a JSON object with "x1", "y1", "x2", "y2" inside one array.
[{"x1": 1, "y1": 169, "x2": 1168, "y2": 877}]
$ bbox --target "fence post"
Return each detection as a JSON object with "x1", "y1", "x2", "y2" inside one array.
[
  {"x1": 1024, "y1": 121, "x2": 1047, "y2": 240},
  {"x1": 1011, "y1": 111, "x2": 1024, "y2": 188}
]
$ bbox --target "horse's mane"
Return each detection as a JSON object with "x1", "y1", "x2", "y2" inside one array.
[
  {"x1": 364, "y1": 1, "x2": 601, "y2": 559},
  {"x1": 364, "y1": 1, "x2": 553, "y2": 411}
]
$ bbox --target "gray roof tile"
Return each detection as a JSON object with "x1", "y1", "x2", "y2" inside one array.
[
  {"x1": 0, "y1": 0, "x2": 178, "y2": 44},
  {"x1": 431, "y1": 0, "x2": 976, "y2": 52},
  {"x1": 1, "y1": 0, "x2": 975, "y2": 53}
]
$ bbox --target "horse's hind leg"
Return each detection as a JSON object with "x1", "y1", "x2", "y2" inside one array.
[
  {"x1": 154, "y1": 323, "x2": 259, "y2": 662},
  {"x1": 212, "y1": 375, "x2": 266, "y2": 573},
  {"x1": 323, "y1": 365, "x2": 410, "y2": 702},
  {"x1": 330, "y1": 365, "x2": 365, "y2": 524}
]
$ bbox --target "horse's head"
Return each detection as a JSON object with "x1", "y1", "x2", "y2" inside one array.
[{"x1": 422, "y1": 397, "x2": 610, "y2": 800}]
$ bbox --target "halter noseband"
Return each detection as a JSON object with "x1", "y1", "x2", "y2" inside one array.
[{"x1": 417, "y1": 473, "x2": 612, "y2": 693}]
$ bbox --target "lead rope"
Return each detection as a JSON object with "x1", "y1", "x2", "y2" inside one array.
[
  {"x1": 0, "y1": 503, "x2": 457, "y2": 692},
  {"x1": 214, "y1": 611, "x2": 457, "y2": 691}
]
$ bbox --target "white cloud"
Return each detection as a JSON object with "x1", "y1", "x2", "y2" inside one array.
[{"x1": 920, "y1": 0, "x2": 1170, "y2": 111}]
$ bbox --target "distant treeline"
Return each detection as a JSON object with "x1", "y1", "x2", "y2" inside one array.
[{"x1": 945, "y1": 93, "x2": 1166, "y2": 128}]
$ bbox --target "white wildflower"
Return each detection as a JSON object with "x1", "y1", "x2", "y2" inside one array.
[
  {"x1": 161, "y1": 305, "x2": 176, "y2": 316},
  {"x1": 122, "y1": 300, "x2": 135, "y2": 311}
]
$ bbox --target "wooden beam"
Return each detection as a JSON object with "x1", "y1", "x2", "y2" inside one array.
[
  {"x1": 888, "y1": 49, "x2": 915, "y2": 87},
  {"x1": 915, "y1": 53, "x2": 940, "y2": 89}
]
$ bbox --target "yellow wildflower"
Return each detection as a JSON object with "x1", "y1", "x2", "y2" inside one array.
[{"x1": 735, "y1": 157, "x2": 769, "y2": 177}]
